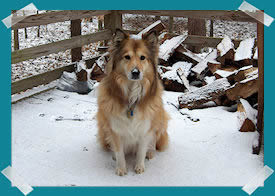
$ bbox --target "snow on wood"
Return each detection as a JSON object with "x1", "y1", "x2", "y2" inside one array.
[
  {"x1": 226, "y1": 69, "x2": 258, "y2": 101},
  {"x1": 178, "y1": 78, "x2": 231, "y2": 109},
  {"x1": 253, "y1": 47, "x2": 258, "y2": 59},
  {"x1": 214, "y1": 69, "x2": 236, "y2": 78},
  {"x1": 95, "y1": 52, "x2": 108, "y2": 71},
  {"x1": 217, "y1": 35, "x2": 234, "y2": 56},
  {"x1": 176, "y1": 68, "x2": 190, "y2": 91},
  {"x1": 175, "y1": 46, "x2": 203, "y2": 65},
  {"x1": 159, "y1": 35, "x2": 187, "y2": 61},
  {"x1": 234, "y1": 38, "x2": 255, "y2": 61},
  {"x1": 159, "y1": 61, "x2": 192, "y2": 92},
  {"x1": 237, "y1": 99, "x2": 257, "y2": 132},
  {"x1": 204, "y1": 76, "x2": 216, "y2": 85},
  {"x1": 208, "y1": 61, "x2": 222, "y2": 74},
  {"x1": 191, "y1": 49, "x2": 218, "y2": 77},
  {"x1": 234, "y1": 66, "x2": 256, "y2": 82}
]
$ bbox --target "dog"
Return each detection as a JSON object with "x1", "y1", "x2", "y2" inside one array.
[{"x1": 96, "y1": 29, "x2": 169, "y2": 176}]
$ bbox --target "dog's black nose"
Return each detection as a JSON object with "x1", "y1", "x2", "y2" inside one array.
[{"x1": 131, "y1": 68, "x2": 140, "y2": 79}]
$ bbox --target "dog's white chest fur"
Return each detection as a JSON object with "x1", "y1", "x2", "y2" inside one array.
[{"x1": 110, "y1": 82, "x2": 151, "y2": 153}]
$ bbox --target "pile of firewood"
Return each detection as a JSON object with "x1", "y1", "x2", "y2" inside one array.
[{"x1": 77, "y1": 20, "x2": 259, "y2": 133}]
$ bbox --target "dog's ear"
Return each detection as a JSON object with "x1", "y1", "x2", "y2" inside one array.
[
  {"x1": 142, "y1": 30, "x2": 158, "y2": 47},
  {"x1": 113, "y1": 29, "x2": 128, "y2": 44}
]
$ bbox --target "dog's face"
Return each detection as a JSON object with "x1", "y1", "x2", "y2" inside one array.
[{"x1": 109, "y1": 29, "x2": 159, "y2": 81}]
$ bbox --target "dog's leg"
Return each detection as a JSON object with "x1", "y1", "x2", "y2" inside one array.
[
  {"x1": 135, "y1": 132, "x2": 153, "y2": 174},
  {"x1": 146, "y1": 134, "x2": 156, "y2": 160},
  {"x1": 111, "y1": 132, "x2": 127, "y2": 176}
]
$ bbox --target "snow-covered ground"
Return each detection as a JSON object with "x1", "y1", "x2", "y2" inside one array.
[{"x1": 12, "y1": 84, "x2": 263, "y2": 186}]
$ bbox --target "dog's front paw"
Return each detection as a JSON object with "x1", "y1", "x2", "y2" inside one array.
[
  {"x1": 115, "y1": 167, "x2": 127, "y2": 176},
  {"x1": 134, "y1": 164, "x2": 145, "y2": 174},
  {"x1": 146, "y1": 150, "x2": 154, "y2": 160}
]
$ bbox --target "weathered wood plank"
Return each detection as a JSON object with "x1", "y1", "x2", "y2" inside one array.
[
  {"x1": 119, "y1": 10, "x2": 257, "y2": 22},
  {"x1": 254, "y1": 19, "x2": 264, "y2": 155},
  {"x1": 12, "y1": 29, "x2": 112, "y2": 64},
  {"x1": 183, "y1": 35, "x2": 241, "y2": 48},
  {"x1": 11, "y1": 56, "x2": 101, "y2": 94},
  {"x1": 12, "y1": 10, "x2": 111, "y2": 29},
  {"x1": 12, "y1": 64, "x2": 75, "y2": 94}
]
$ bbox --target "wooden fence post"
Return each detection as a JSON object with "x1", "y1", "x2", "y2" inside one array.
[
  {"x1": 210, "y1": 20, "x2": 214, "y2": 37},
  {"x1": 70, "y1": 19, "x2": 82, "y2": 62},
  {"x1": 187, "y1": 18, "x2": 206, "y2": 52},
  {"x1": 253, "y1": 17, "x2": 264, "y2": 155},
  {"x1": 169, "y1": 16, "x2": 174, "y2": 33},
  {"x1": 104, "y1": 10, "x2": 122, "y2": 34},
  {"x1": 12, "y1": 11, "x2": 19, "y2": 51}
]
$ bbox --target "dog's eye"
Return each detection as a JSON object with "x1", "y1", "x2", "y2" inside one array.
[
  {"x1": 140, "y1": 55, "x2": 146, "y2": 60},
  {"x1": 125, "y1": 55, "x2": 131, "y2": 60}
]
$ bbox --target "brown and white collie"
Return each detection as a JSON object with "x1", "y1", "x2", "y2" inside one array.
[{"x1": 96, "y1": 29, "x2": 169, "y2": 176}]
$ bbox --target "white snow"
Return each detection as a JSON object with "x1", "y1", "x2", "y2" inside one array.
[
  {"x1": 240, "y1": 98, "x2": 258, "y2": 125},
  {"x1": 235, "y1": 38, "x2": 255, "y2": 61},
  {"x1": 191, "y1": 49, "x2": 218, "y2": 75},
  {"x1": 214, "y1": 69, "x2": 235, "y2": 78},
  {"x1": 160, "y1": 61, "x2": 192, "y2": 84},
  {"x1": 204, "y1": 76, "x2": 216, "y2": 85},
  {"x1": 217, "y1": 36, "x2": 234, "y2": 56},
  {"x1": 12, "y1": 87, "x2": 263, "y2": 186},
  {"x1": 159, "y1": 35, "x2": 187, "y2": 61},
  {"x1": 253, "y1": 47, "x2": 258, "y2": 59}
]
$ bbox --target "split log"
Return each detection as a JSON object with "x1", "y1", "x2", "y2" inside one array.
[
  {"x1": 159, "y1": 35, "x2": 187, "y2": 63},
  {"x1": 237, "y1": 98, "x2": 257, "y2": 132},
  {"x1": 234, "y1": 38, "x2": 257, "y2": 67},
  {"x1": 226, "y1": 69, "x2": 258, "y2": 101},
  {"x1": 178, "y1": 78, "x2": 231, "y2": 109},
  {"x1": 137, "y1": 20, "x2": 165, "y2": 37},
  {"x1": 191, "y1": 49, "x2": 218, "y2": 80},
  {"x1": 177, "y1": 68, "x2": 190, "y2": 91},
  {"x1": 216, "y1": 36, "x2": 235, "y2": 66},
  {"x1": 159, "y1": 61, "x2": 192, "y2": 92},
  {"x1": 174, "y1": 46, "x2": 203, "y2": 65}
]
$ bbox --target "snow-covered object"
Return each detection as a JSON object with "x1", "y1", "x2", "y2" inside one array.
[
  {"x1": 76, "y1": 60, "x2": 87, "y2": 72},
  {"x1": 191, "y1": 49, "x2": 218, "y2": 75},
  {"x1": 204, "y1": 76, "x2": 216, "y2": 85},
  {"x1": 252, "y1": 131, "x2": 260, "y2": 148},
  {"x1": 217, "y1": 36, "x2": 234, "y2": 56},
  {"x1": 182, "y1": 49, "x2": 203, "y2": 63},
  {"x1": 240, "y1": 69, "x2": 258, "y2": 84},
  {"x1": 95, "y1": 52, "x2": 108, "y2": 71},
  {"x1": 240, "y1": 98, "x2": 257, "y2": 125},
  {"x1": 253, "y1": 47, "x2": 258, "y2": 59},
  {"x1": 12, "y1": 88, "x2": 264, "y2": 186},
  {"x1": 178, "y1": 78, "x2": 231, "y2": 109},
  {"x1": 215, "y1": 69, "x2": 235, "y2": 78},
  {"x1": 176, "y1": 68, "x2": 190, "y2": 91},
  {"x1": 215, "y1": 65, "x2": 253, "y2": 79},
  {"x1": 234, "y1": 38, "x2": 255, "y2": 61},
  {"x1": 160, "y1": 61, "x2": 192, "y2": 84},
  {"x1": 130, "y1": 20, "x2": 163, "y2": 40},
  {"x1": 57, "y1": 71, "x2": 92, "y2": 94},
  {"x1": 237, "y1": 99, "x2": 258, "y2": 132},
  {"x1": 159, "y1": 35, "x2": 187, "y2": 61}
]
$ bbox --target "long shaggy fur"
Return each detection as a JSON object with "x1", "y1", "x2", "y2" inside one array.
[{"x1": 96, "y1": 29, "x2": 169, "y2": 176}]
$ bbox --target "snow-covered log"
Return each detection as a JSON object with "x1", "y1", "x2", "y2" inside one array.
[
  {"x1": 176, "y1": 68, "x2": 190, "y2": 91},
  {"x1": 159, "y1": 61, "x2": 192, "y2": 92},
  {"x1": 234, "y1": 38, "x2": 255, "y2": 61},
  {"x1": 216, "y1": 36, "x2": 235, "y2": 66},
  {"x1": 159, "y1": 35, "x2": 187, "y2": 62},
  {"x1": 174, "y1": 46, "x2": 203, "y2": 65},
  {"x1": 237, "y1": 98, "x2": 257, "y2": 132},
  {"x1": 178, "y1": 78, "x2": 231, "y2": 109},
  {"x1": 191, "y1": 49, "x2": 218, "y2": 79},
  {"x1": 226, "y1": 69, "x2": 258, "y2": 101}
]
